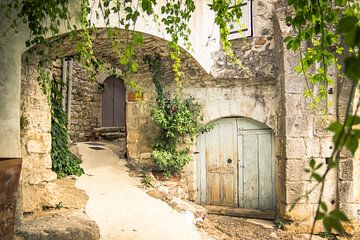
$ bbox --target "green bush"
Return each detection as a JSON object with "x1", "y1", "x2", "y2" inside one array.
[
  {"x1": 150, "y1": 96, "x2": 212, "y2": 177},
  {"x1": 145, "y1": 54, "x2": 212, "y2": 177}
]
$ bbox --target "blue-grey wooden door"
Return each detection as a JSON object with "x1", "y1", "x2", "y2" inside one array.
[
  {"x1": 197, "y1": 117, "x2": 275, "y2": 210},
  {"x1": 102, "y1": 76, "x2": 126, "y2": 128}
]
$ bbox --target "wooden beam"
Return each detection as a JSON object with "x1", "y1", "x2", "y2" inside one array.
[{"x1": 204, "y1": 205, "x2": 275, "y2": 220}]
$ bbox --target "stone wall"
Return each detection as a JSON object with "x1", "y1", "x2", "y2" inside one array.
[
  {"x1": 210, "y1": 0, "x2": 277, "y2": 80},
  {"x1": 52, "y1": 59, "x2": 102, "y2": 142},
  {"x1": 126, "y1": 68, "x2": 159, "y2": 166},
  {"x1": 70, "y1": 62, "x2": 102, "y2": 141},
  {"x1": 18, "y1": 1, "x2": 360, "y2": 233},
  {"x1": 273, "y1": 8, "x2": 360, "y2": 232},
  {"x1": 21, "y1": 55, "x2": 58, "y2": 214}
]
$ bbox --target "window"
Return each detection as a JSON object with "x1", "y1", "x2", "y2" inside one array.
[{"x1": 227, "y1": 0, "x2": 253, "y2": 40}]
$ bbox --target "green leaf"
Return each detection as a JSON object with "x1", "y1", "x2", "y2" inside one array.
[
  {"x1": 309, "y1": 158, "x2": 316, "y2": 168},
  {"x1": 345, "y1": 115, "x2": 360, "y2": 127},
  {"x1": 311, "y1": 172, "x2": 323, "y2": 182},
  {"x1": 344, "y1": 56, "x2": 360, "y2": 82},
  {"x1": 330, "y1": 209, "x2": 350, "y2": 222},
  {"x1": 345, "y1": 26, "x2": 360, "y2": 48},
  {"x1": 133, "y1": 33, "x2": 144, "y2": 45},
  {"x1": 320, "y1": 202, "x2": 328, "y2": 212},
  {"x1": 338, "y1": 16, "x2": 358, "y2": 33},
  {"x1": 315, "y1": 163, "x2": 323, "y2": 170},
  {"x1": 323, "y1": 216, "x2": 333, "y2": 233},
  {"x1": 323, "y1": 216, "x2": 345, "y2": 233},
  {"x1": 316, "y1": 212, "x2": 325, "y2": 220},
  {"x1": 130, "y1": 62, "x2": 138, "y2": 73},
  {"x1": 345, "y1": 133, "x2": 359, "y2": 154},
  {"x1": 327, "y1": 121, "x2": 342, "y2": 133}
]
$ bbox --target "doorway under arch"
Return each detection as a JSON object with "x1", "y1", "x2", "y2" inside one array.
[
  {"x1": 102, "y1": 75, "x2": 126, "y2": 128},
  {"x1": 196, "y1": 117, "x2": 275, "y2": 212}
]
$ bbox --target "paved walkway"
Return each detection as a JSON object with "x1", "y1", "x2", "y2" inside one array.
[{"x1": 75, "y1": 142, "x2": 207, "y2": 240}]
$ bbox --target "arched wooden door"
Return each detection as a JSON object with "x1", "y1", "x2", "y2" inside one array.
[
  {"x1": 197, "y1": 117, "x2": 275, "y2": 210},
  {"x1": 102, "y1": 76, "x2": 126, "y2": 128}
]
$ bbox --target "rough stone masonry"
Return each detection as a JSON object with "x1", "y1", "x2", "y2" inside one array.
[{"x1": 18, "y1": 0, "x2": 360, "y2": 235}]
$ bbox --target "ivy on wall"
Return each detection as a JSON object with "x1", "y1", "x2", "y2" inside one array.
[
  {"x1": 144, "y1": 54, "x2": 213, "y2": 177},
  {"x1": 50, "y1": 70, "x2": 84, "y2": 177}
]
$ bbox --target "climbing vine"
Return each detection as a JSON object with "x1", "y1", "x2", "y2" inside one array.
[
  {"x1": 144, "y1": 54, "x2": 213, "y2": 177},
  {"x1": 1, "y1": 0, "x2": 247, "y2": 92},
  {"x1": 50, "y1": 70, "x2": 84, "y2": 177},
  {"x1": 209, "y1": 0, "x2": 250, "y2": 75}
]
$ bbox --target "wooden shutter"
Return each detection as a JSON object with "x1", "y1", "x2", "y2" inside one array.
[{"x1": 227, "y1": 0, "x2": 252, "y2": 40}]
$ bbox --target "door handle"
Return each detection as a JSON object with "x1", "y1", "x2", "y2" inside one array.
[{"x1": 227, "y1": 159, "x2": 232, "y2": 164}]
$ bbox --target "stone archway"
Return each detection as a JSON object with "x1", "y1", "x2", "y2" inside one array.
[{"x1": 19, "y1": 27, "x2": 211, "y2": 216}]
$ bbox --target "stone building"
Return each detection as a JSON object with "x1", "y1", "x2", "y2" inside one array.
[{"x1": 2, "y1": 0, "x2": 360, "y2": 236}]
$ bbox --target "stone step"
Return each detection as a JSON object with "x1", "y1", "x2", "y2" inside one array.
[
  {"x1": 102, "y1": 132, "x2": 126, "y2": 141},
  {"x1": 94, "y1": 127, "x2": 126, "y2": 134}
]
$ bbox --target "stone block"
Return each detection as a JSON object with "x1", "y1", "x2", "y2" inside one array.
[
  {"x1": 127, "y1": 144, "x2": 140, "y2": 159},
  {"x1": 127, "y1": 118, "x2": 139, "y2": 130},
  {"x1": 285, "y1": 159, "x2": 307, "y2": 182},
  {"x1": 338, "y1": 203, "x2": 360, "y2": 233},
  {"x1": 138, "y1": 117, "x2": 150, "y2": 129},
  {"x1": 280, "y1": 201, "x2": 313, "y2": 221},
  {"x1": 306, "y1": 169, "x2": 336, "y2": 204},
  {"x1": 203, "y1": 102, "x2": 220, "y2": 122},
  {"x1": 338, "y1": 181, "x2": 354, "y2": 204},
  {"x1": 320, "y1": 137, "x2": 334, "y2": 158},
  {"x1": 313, "y1": 115, "x2": 337, "y2": 137},
  {"x1": 22, "y1": 182, "x2": 57, "y2": 213},
  {"x1": 22, "y1": 169, "x2": 57, "y2": 185},
  {"x1": 286, "y1": 116, "x2": 314, "y2": 138},
  {"x1": 339, "y1": 158, "x2": 354, "y2": 181},
  {"x1": 274, "y1": 136, "x2": 284, "y2": 158},
  {"x1": 285, "y1": 137, "x2": 306, "y2": 159},
  {"x1": 284, "y1": 74, "x2": 307, "y2": 94},
  {"x1": 285, "y1": 181, "x2": 306, "y2": 204},
  {"x1": 140, "y1": 152, "x2": 151, "y2": 159},
  {"x1": 285, "y1": 94, "x2": 309, "y2": 116},
  {"x1": 251, "y1": 102, "x2": 268, "y2": 124},
  {"x1": 26, "y1": 139, "x2": 46, "y2": 154},
  {"x1": 139, "y1": 144, "x2": 151, "y2": 153},
  {"x1": 305, "y1": 137, "x2": 320, "y2": 158},
  {"x1": 16, "y1": 213, "x2": 100, "y2": 240},
  {"x1": 143, "y1": 91, "x2": 157, "y2": 102}
]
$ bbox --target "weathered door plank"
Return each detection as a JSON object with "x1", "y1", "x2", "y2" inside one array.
[
  {"x1": 218, "y1": 118, "x2": 237, "y2": 207},
  {"x1": 206, "y1": 122, "x2": 220, "y2": 205},
  {"x1": 258, "y1": 131, "x2": 273, "y2": 210},
  {"x1": 242, "y1": 133, "x2": 259, "y2": 209}
]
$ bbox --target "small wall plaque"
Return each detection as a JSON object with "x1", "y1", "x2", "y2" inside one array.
[{"x1": 128, "y1": 91, "x2": 143, "y2": 102}]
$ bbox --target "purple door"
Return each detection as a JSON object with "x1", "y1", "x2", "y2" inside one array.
[{"x1": 102, "y1": 76, "x2": 125, "y2": 128}]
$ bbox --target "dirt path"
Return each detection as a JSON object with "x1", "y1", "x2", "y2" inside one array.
[{"x1": 75, "y1": 142, "x2": 209, "y2": 240}]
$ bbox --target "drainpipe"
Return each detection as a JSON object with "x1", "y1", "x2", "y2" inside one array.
[
  {"x1": 61, "y1": 59, "x2": 67, "y2": 111},
  {"x1": 67, "y1": 58, "x2": 73, "y2": 128}
]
